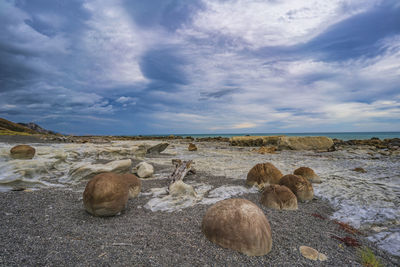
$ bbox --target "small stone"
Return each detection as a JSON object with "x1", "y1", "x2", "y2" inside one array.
[
  {"x1": 169, "y1": 181, "x2": 196, "y2": 197},
  {"x1": 188, "y1": 143, "x2": 197, "y2": 151},
  {"x1": 300, "y1": 246, "x2": 328, "y2": 261},
  {"x1": 136, "y1": 162, "x2": 154, "y2": 178},
  {"x1": 318, "y1": 253, "x2": 328, "y2": 261},
  {"x1": 300, "y1": 246, "x2": 319, "y2": 260},
  {"x1": 352, "y1": 167, "x2": 367, "y2": 173}
]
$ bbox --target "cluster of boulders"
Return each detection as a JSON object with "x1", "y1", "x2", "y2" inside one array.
[
  {"x1": 333, "y1": 137, "x2": 400, "y2": 150},
  {"x1": 245, "y1": 162, "x2": 317, "y2": 210},
  {"x1": 200, "y1": 163, "x2": 321, "y2": 257}
]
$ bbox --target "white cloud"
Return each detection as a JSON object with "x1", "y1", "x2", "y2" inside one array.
[
  {"x1": 80, "y1": 0, "x2": 150, "y2": 88},
  {"x1": 145, "y1": 27, "x2": 400, "y2": 132},
  {"x1": 181, "y1": 0, "x2": 380, "y2": 48},
  {"x1": 232, "y1": 122, "x2": 257, "y2": 129}
]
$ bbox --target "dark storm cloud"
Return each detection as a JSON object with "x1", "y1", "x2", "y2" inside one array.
[{"x1": 139, "y1": 48, "x2": 189, "y2": 85}]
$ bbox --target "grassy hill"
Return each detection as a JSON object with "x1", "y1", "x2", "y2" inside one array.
[{"x1": 0, "y1": 118, "x2": 38, "y2": 135}]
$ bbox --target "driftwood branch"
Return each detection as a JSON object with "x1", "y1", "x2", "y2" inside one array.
[{"x1": 169, "y1": 159, "x2": 193, "y2": 185}]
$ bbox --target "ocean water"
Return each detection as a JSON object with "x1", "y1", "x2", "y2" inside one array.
[{"x1": 149, "y1": 132, "x2": 400, "y2": 141}]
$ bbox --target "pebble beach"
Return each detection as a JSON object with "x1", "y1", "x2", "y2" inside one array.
[{"x1": 0, "y1": 136, "x2": 399, "y2": 266}]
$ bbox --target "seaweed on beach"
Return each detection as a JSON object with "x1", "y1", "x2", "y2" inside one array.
[
  {"x1": 311, "y1": 213, "x2": 327, "y2": 220},
  {"x1": 334, "y1": 220, "x2": 362, "y2": 235},
  {"x1": 331, "y1": 235, "x2": 361, "y2": 247}
]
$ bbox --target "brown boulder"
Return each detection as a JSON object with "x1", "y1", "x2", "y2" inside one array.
[
  {"x1": 188, "y1": 143, "x2": 197, "y2": 151},
  {"x1": 246, "y1": 162, "x2": 283, "y2": 188},
  {"x1": 83, "y1": 172, "x2": 141, "y2": 217},
  {"x1": 10, "y1": 145, "x2": 35, "y2": 159},
  {"x1": 260, "y1": 185, "x2": 298, "y2": 210},
  {"x1": 202, "y1": 198, "x2": 272, "y2": 256},
  {"x1": 294, "y1": 167, "x2": 321, "y2": 183},
  {"x1": 279, "y1": 174, "x2": 314, "y2": 202}
]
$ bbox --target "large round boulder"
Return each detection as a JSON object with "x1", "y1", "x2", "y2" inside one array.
[
  {"x1": 202, "y1": 198, "x2": 272, "y2": 256},
  {"x1": 83, "y1": 172, "x2": 141, "y2": 217},
  {"x1": 260, "y1": 184, "x2": 298, "y2": 210},
  {"x1": 10, "y1": 145, "x2": 35, "y2": 159},
  {"x1": 294, "y1": 167, "x2": 321, "y2": 183},
  {"x1": 246, "y1": 162, "x2": 283, "y2": 188},
  {"x1": 279, "y1": 174, "x2": 313, "y2": 202}
]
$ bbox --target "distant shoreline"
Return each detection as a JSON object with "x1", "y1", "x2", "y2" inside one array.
[{"x1": 1, "y1": 132, "x2": 400, "y2": 144}]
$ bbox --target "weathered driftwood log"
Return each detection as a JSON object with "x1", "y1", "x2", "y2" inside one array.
[{"x1": 169, "y1": 160, "x2": 193, "y2": 185}]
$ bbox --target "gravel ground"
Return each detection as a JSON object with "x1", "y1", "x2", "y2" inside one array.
[
  {"x1": 1, "y1": 161, "x2": 398, "y2": 267},
  {"x1": 0, "y1": 135, "x2": 52, "y2": 144}
]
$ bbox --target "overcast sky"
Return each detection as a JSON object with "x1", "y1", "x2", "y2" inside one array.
[{"x1": 1, "y1": 0, "x2": 399, "y2": 135}]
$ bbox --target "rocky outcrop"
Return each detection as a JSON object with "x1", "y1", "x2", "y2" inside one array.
[
  {"x1": 146, "y1": 143, "x2": 169, "y2": 154},
  {"x1": 279, "y1": 174, "x2": 314, "y2": 202},
  {"x1": 202, "y1": 198, "x2": 272, "y2": 256},
  {"x1": 277, "y1": 136, "x2": 334, "y2": 151},
  {"x1": 0, "y1": 118, "x2": 37, "y2": 134},
  {"x1": 294, "y1": 167, "x2": 321, "y2": 183},
  {"x1": 260, "y1": 184, "x2": 298, "y2": 210},
  {"x1": 246, "y1": 162, "x2": 283, "y2": 188},
  {"x1": 10, "y1": 145, "x2": 36, "y2": 159},
  {"x1": 334, "y1": 137, "x2": 400, "y2": 150},
  {"x1": 230, "y1": 136, "x2": 282, "y2": 147},
  {"x1": 69, "y1": 159, "x2": 132, "y2": 181},
  {"x1": 83, "y1": 172, "x2": 141, "y2": 217},
  {"x1": 18, "y1": 122, "x2": 57, "y2": 135},
  {"x1": 188, "y1": 143, "x2": 197, "y2": 151},
  {"x1": 230, "y1": 136, "x2": 334, "y2": 151},
  {"x1": 135, "y1": 162, "x2": 154, "y2": 178}
]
